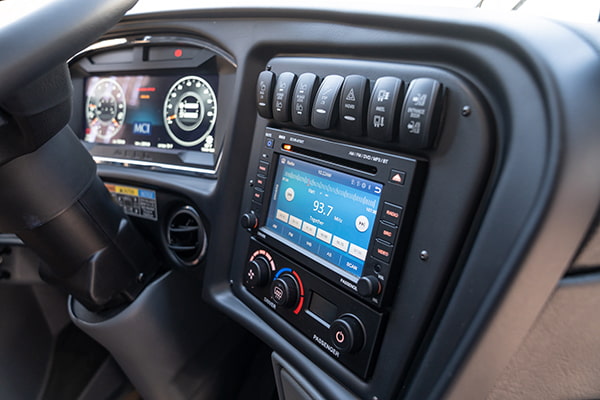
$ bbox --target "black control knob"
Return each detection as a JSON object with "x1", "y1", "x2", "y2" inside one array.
[
  {"x1": 244, "y1": 256, "x2": 272, "y2": 288},
  {"x1": 357, "y1": 275, "x2": 382, "y2": 297},
  {"x1": 270, "y1": 273, "x2": 299, "y2": 308},
  {"x1": 330, "y1": 315, "x2": 365, "y2": 354},
  {"x1": 240, "y1": 212, "x2": 259, "y2": 230}
]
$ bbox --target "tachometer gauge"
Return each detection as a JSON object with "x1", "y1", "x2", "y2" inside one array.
[
  {"x1": 85, "y1": 78, "x2": 126, "y2": 141},
  {"x1": 163, "y1": 76, "x2": 217, "y2": 148}
]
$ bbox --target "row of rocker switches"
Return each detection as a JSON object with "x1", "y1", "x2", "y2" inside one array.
[{"x1": 256, "y1": 70, "x2": 444, "y2": 149}]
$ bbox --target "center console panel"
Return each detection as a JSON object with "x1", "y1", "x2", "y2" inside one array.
[
  {"x1": 240, "y1": 127, "x2": 423, "y2": 377},
  {"x1": 231, "y1": 56, "x2": 494, "y2": 385}
]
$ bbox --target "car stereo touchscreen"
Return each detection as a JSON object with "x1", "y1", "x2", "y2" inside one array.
[
  {"x1": 265, "y1": 156, "x2": 383, "y2": 281},
  {"x1": 242, "y1": 128, "x2": 421, "y2": 310},
  {"x1": 84, "y1": 74, "x2": 218, "y2": 153}
]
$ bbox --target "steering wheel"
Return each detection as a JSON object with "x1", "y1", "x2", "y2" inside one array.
[
  {"x1": 0, "y1": 0, "x2": 137, "y2": 102},
  {"x1": 0, "y1": 0, "x2": 159, "y2": 312}
]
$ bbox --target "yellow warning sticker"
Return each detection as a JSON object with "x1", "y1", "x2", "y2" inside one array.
[{"x1": 114, "y1": 185, "x2": 139, "y2": 196}]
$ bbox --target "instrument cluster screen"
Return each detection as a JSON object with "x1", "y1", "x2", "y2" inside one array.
[
  {"x1": 265, "y1": 156, "x2": 383, "y2": 281},
  {"x1": 84, "y1": 74, "x2": 218, "y2": 152}
]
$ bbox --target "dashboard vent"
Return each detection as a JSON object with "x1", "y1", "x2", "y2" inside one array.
[{"x1": 166, "y1": 206, "x2": 206, "y2": 267}]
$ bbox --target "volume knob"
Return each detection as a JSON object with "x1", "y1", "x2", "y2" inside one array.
[
  {"x1": 240, "y1": 212, "x2": 259, "y2": 230},
  {"x1": 357, "y1": 275, "x2": 382, "y2": 297},
  {"x1": 270, "y1": 273, "x2": 299, "y2": 308}
]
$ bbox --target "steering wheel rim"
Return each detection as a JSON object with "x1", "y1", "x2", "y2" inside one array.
[{"x1": 0, "y1": 0, "x2": 137, "y2": 104}]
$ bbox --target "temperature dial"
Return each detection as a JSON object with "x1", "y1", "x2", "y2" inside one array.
[{"x1": 270, "y1": 273, "x2": 299, "y2": 309}]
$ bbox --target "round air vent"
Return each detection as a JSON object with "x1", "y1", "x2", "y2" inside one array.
[{"x1": 166, "y1": 206, "x2": 207, "y2": 267}]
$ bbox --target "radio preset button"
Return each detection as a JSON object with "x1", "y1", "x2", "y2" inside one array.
[
  {"x1": 339, "y1": 75, "x2": 369, "y2": 137},
  {"x1": 367, "y1": 77, "x2": 404, "y2": 142},
  {"x1": 381, "y1": 202, "x2": 403, "y2": 226},
  {"x1": 292, "y1": 73, "x2": 319, "y2": 126},
  {"x1": 256, "y1": 70, "x2": 276, "y2": 119},
  {"x1": 272, "y1": 72, "x2": 297, "y2": 122},
  {"x1": 311, "y1": 75, "x2": 344, "y2": 130},
  {"x1": 330, "y1": 315, "x2": 365, "y2": 353},
  {"x1": 376, "y1": 221, "x2": 397, "y2": 243},
  {"x1": 373, "y1": 239, "x2": 393, "y2": 263}
]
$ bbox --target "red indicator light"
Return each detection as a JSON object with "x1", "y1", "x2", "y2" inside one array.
[
  {"x1": 138, "y1": 87, "x2": 156, "y2": 92},
  {"x1": 174, "y1": 49, "x2": 183, "y2": 58}
]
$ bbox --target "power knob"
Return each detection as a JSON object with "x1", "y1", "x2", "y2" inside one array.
[
  {"x1": 240, "y1": 212, "x2": 259, "y2": 230},
  {"x1": 270, "y1": 273, "x2": 299, "y2": 308},
  {"x1": 244, "y1": 256, "x2": 271, "y2": 288},
  {"x1": 330, "y1": 314, "x2": 365, "y2": 354}
]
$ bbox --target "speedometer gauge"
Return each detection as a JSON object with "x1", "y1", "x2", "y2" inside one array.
[
  {"x1": 86, "y1": 78, "x2": 126, "y2": 141},
  {"x1": 163, "y1": 76, "x2": 217, "y2": 148}
]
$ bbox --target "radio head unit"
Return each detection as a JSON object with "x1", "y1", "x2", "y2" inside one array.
[{"x1": 242, "y1": 128, "x2": 423, "y2": 309}]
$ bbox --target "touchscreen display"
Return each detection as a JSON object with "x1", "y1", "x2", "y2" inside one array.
[
  {"x1": 84, "y1": 74, "x2": 218, "y2": 152},
  {"x1": 265, "y1": 156, "x2": 383, "y2": 280}
]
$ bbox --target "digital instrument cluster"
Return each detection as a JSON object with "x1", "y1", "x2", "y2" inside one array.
[
  {"x1": 84, "y1": 73, "x2": 218, "y2": 153},
  {"x1": 68, "y1": 38, "x2": 235, "y2": 174}
]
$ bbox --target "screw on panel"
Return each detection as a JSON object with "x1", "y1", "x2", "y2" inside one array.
[
  {"x1": 461, "y1": 106, "x2": 471, "y2": 117},
  {"x1": 266, "y1": 65, "x2": 272, "y2": 71},
  {"x1": 137, "y1": 273, "x2": 145, "y2": 283},
  {"x1": 420, "y1": 250, "x2": 429, "y2": 261}
]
